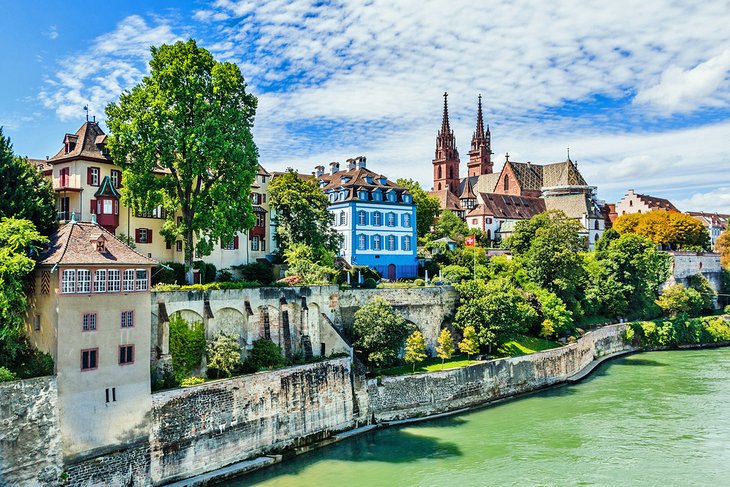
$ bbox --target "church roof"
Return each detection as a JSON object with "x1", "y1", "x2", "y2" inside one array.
[
  {"x1": 428, "y1": 189, "x2": 462, "y2": 212},
  {"x1": 466, "y1": 193, "x2": 546, "y2": 220},
  {"x1": 49, "y1": 121, "x2": 112, "y2": 164},
  {"x1": 544, "y1": 193, "x2": 599, "y2": 219},
  {"x1": 632, "y1": 192, "x2": 678, "y2": 212},
  {"x1": 38, "y1": 221, "x2": 157, "y2": 267},
  {"x1": 541, "y1": 159, "x2": 588, "y2": 188}
]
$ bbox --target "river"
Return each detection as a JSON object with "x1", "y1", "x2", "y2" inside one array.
[{"x1": 234, "y1": 348, "x2": 730, "y2": 486}]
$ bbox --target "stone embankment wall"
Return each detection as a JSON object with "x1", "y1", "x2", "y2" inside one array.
[
  {"x1": 0, "y1": 376, "x2": 62, "y2": 486},
  {"x1": 148, "y1": 357, "x2": 354, "y2": 485},
  {"x1": 366, "y1": 324, "x2": 629, "y2": 421},
  {"x1": 667, "y1": 252, "x2": 723, "y2": 295},
  {"x1": 338, "y1": 287, "x2": 460, "y2": 352}
]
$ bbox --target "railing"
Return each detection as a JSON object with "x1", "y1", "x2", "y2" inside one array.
[{"x1": 57, "y1": 210, "x2": 82, "y2": 221}]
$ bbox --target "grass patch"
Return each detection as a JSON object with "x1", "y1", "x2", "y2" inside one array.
[
  {"x1": 496, "y1": 335, "x2": 561, "y2": 357},
  {"x1": 379, "y1": 354, "x2": 476, "y2": 376}
]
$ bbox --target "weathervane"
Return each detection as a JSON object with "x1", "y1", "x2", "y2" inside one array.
[{"x1": 83, "y1": 105, "x2": 89, "y2": 122}]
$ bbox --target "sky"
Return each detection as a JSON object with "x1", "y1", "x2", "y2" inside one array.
[{"x1": 1, "y1": 0, "x2": 730, "y2": 212}]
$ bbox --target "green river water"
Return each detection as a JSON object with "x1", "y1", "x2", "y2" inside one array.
[{"x1": 236, "y1": 348, "x2": 730, "y2": 487}]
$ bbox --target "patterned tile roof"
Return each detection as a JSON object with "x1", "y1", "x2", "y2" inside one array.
[
  {"x1": 38, "y1": 221, "x2": 157, "y2": 266},
  {"x1": 543, "y1": 193, "x2": 598, "y2": 219},
  {"x1": 507, "y1": 159, "x2": 588, "y2": 192},
  {"x1": 466, "y1": 193, "x2": 546, "y2": 219},
  {"x1": 687, "y1": 211, "x2": 729, "y2": 229}
]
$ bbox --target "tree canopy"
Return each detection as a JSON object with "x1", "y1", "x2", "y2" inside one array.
[
  {"x1": 0, "y1": 129, "x2": 56, "y2": 237},
  {"x1": 716, "y1": 229, "x2": 730, "y2": 269},
  {"x1": 433, "y1": 209, "x2": 469, "y2": 240},
  {"x1": 396, "y1": 178, "x2": 441, "y2": 238},
  {"x1": 268, "y1": 168, "x2": 341, "y2": 258},
  {"x1": 105, "y1": 39, "x2": 259, "y2": 283},
  {"x1": 353, "y1": 296, "x2": 414, "y2": 367},
  {"x1": 613, "y1": 210, "x2": 710, "y2": 250}
]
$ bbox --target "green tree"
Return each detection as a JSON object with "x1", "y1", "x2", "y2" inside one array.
[
  {"x1": 396, "y1": 178, "x2": 441, "y2": 237},
  {"x1": 529, "y1": 286, "x2": 573, "y2": 338},
  {"x1": 0, "y1": 130, "x2": 56, "y2": 237},
  {"x1": 269, "y1": 168, "x2": 342, "y2": 257},
  {"x1": 404, "y1": 330, "x2": 427, "y2": 372},
  {"x1": 433, "y1": 209, "x2": 469, "y2": 240},
  {"x1": 168, "y1": 314, "x2": 206, "y2": 382},
  {"x1": 458, "y1": 325, "x2": 480, "y2": 361},
  {"x1": 436, "y1": 328, "x2": 454, "y2": 368},
  {"x1": 247, "y1": 339, "x2": 286, "y2": 370},
  {"x1": 686, "y1": 274, "x2": 716, "y2": 315},
  {"x1": 206, "y1": 333, "x2": 241, "y2": 378},
  {"x1": 105, "y1": 39, "x2": 259, "y2": 283},
  {"x1": 283, "y1": 243, "x2": 333, "y2": 284},
  {"x1": 353, "y1": 296, "x2": 414, "y2": 367},
  {"x1": 656, "y1": 284, "x2": 703, "y2": 317},
  {"x1": 0, "y1": 218, "x2": 47, "y2": 364}
]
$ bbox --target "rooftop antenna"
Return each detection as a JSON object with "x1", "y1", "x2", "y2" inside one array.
[
  {"x1": 567, "y1": 145, "x2": 570, "y2": 160},
  {"x1": 83, "y1": 105, "x2": 89, "y2": 122}
]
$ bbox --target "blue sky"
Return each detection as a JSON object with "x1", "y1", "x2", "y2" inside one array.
[{"x1": 2, "y1": 1, "x2": 730, "y2": 212}]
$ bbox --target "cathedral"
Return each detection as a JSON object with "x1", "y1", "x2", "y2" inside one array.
[{"x1": 427, "y1": 93, "x2": 606, "y2": 248}]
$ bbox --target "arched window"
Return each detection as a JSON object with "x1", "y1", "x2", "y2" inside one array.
[
  {"x1": 449, "y1": 167, "x2": 453, "y2": 179},
  {"x1": 387, "y1": 235, "x2": 396, "y2": 251},
  {"x1": 594, "y1": 220, "x2": 599, "y2": 230},
  {"x1": 437, "y1": 183, "x2": 441, "y2": 190},
  {"x1": 437, "y1": 166, "x2": 442, "y2": 179},
  {"x1": 504, "y1": 176, "x2": 509, "y2": 191}
]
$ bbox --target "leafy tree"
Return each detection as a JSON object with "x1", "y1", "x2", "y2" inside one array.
[
  {"x1": 269, "y1": 168, "x2": 342, "y2": 257},
  {"x1": 436, "y1": 328, "x2": 454, "y2": 368},
  {"x1": 614, "y1": 210, "x2": 710, "y2": 250},
  {"x1": 247, "y1": 339, "x2": 285, "y2": 370},
  {"x1": 656, "y1": 284, "x2": 703, "y2": 317},
  {"x1": 404, "y1": 330, "x2": 427, "y2": 372},
  {"x1": 716, "y1": 230, "x2": 730, "y2": 268},
  {"x1": 0, "y1": 218, "x2": 47, "y2": 363},
  {"x1": 105, "y1": 39, "x2": 259, "y2": 283},
  {"x1": 507, "y1": 210, "x2": 586, "y2": 312},
  {"x1": 396, "y1": 178, "x2": 441, "y2": 237},
  {"x1": 433, "y1": 209, "x2": 469, "y2": 240},
  {"x1": 0, "y1": 130, "x2": 56, "y2": 237},
  {"x1": 528, "y1": 286, "x2": 573, "y2": 338},
  {"x1": 440, "y1": 264, "x2": 471, "y2": 284},
  {"x1": 594, "y1": 227, "x2": 620, "y2": 252},
  {"x1": 686, "y1": 273, "x2": 716, "y2": 314},
  {"x1": 353, "y1": 296, "x2": 414, "y2": 367},
  {"x1": 206, "y1": 333, "x2": 241, "y2": 378},
  {"x1": 283, "y1": 243, "x2": 333, "y2": 284},
  {"x1": 458, "y1": 325, "x2": 480, "y2": 361}
]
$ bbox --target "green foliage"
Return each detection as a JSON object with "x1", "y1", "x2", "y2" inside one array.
[
  {"x1": 106, "y1": 39, "x2": 259, "y2": 283},
  {"x1": 404, "y1": 330, "x2": 428, "y2": 372},
  {"x1": 396, "y1": 178, "x2": 441, "y2": 238},
  {"x1": 458, "y1": 325, "x2": 480, "y2": 359},
  {"x1": 0, "y1": 129, "x2": 56, "y2": 237},
  {"x1": 433, "y1": 209, "x2": 469, "y2": 240},
  {"x1": 193, "y1": 261, "x2": 217, "y2": 284},
  {"x1": 353, "y1": 296, "x2": 414, "y2": 367},
  {"x1": 180, "y1": 376, "x2": 206, "y2": 387},
  {"x1": 656, "y1": 284, "x2": 704, "y2": 317},
  {"x1": 0, "y1": 218, "x2": 48, "y2": 363},
  {"x1": 245, "y1": 339, "x2": 286, "y2": 371},
  {"x1": 269, "y1": 168, "x2": 342, "y2": 256},
  {"x1": 11, "y1": 347, "x2": 54, "y2": 379},
  {"x1": 217, "y1": 268, "x2": 234, "y2": 282},
  {"x1": 168, "y1": 314, "x2": 206, "y2": 382},
  {"x1": 453, "y1": 279, "x2": 539, "y2": 350},
  {"x1": 594, "y1": 227, "x2": 620, "y2": 252},
  {"x1": 206, "y1": 333, "x2": 241, "y2": 378},
  {"x1": 440, "y1": 264, "x2": 471, "y2": 283},
  {"x1": 153, "y1": 280, "x2": 262, "y2": 292},
  {"x1": 363, "y1": 277, "x2": 378, "y2": 289},
  {"x1": 436, "y1": 328, "x2": 454, "y2": 366},
  {"x1": 0, "y1": 367, "x2": 16, "y2": 382},
  {"x1": 627, "y1": 315, "x2": 730, "y2": 348},
  {"x1": 233, "y1": 262, "x2": 274, "y2": 284},
  {"x1": 284, "y1": 243, "x2": 333, "y2": 284},
  {"x1": 414, "y1": 278, "x2": 425, "y2": 287},
  {"x1": 528, "y1": 285, "x2": 573, "y2": 338},
  {"x1": 686, "y1": 273, "x2": 716, "y2": 314},
  {"x1": 152, "y1": 261, "x2": 186, "y2": 285},
  {"x1": 335, "y1": 265, "x2": 380, "y2": 286}
]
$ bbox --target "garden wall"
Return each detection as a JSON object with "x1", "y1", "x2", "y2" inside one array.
[{"x1": 366, "y1": 324, "x2": 629, "y2": 421}]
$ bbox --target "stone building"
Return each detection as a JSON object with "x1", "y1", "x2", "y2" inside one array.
[
  {"x1": 614, "y1": 189, "x2": 679, "y2": 216},
  {"x1": 315, "y1": 157, "x2": 418, "y2": 280},
  {"x1": 39, "y1": 120, "x2": 272, "y2": 275},
  {"x1": 25, "y1": 220, "x2": 156, "y2": 457}
]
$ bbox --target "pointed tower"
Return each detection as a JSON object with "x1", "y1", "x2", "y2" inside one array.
[
  {"x1": 432, "y1": 92, "x2": 460, "y2": 193},
  {"x1": 467, "y1": 94, "x2": 493, "y2": 177}
]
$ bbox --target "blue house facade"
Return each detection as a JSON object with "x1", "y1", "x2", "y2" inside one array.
[{"x1": 316, "y1": 157, "x2": 418, "y2": 280}]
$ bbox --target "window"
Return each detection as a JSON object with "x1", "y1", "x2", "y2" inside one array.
[
  {"x1": 387, "y1": 212, "x2": 396, "y2": 227},
  {"x1": 358, "y1": 210, "x2": 366, "y2": 225},
  {"x1": 486, "y1": 218, "x2": 493, "y2": 224},
  {"x1": 93, "y1": 269, "x2": 107, "y2": 293},
  {"x1": 358, "y1": 191, "x2": 368, "y2": 200},
  {"x1": 61, "y1": 269, "x2": 76, "y2": 294},
  {"x1": 403, "y1": 213, "x2": 411, "y2": 227},
  {"x1": 342, "y1": 236, "x2": 347, "y2": 250},
  {"x1": 176, "y1": 240, "x2": 183, "y2": 252},
  {"x1": 223, "y1": 239, "x2": 235, "y2": 250},
  {"x1": 111, "y1": 170, "x2": 121, "y2": 188},
  {"x1": 121, "y1": 310, "x2": 134, "y2": 328},
  {"x1": 472, "y1": 218, "x2": 478, "y2": 225},
  {"x1": 108, "y1": 269, "x2": 121, "y2": 292},
  {"x1": 135, "y1": 269, "x2": 148, "y2": 291},
  {"x1": 504, "y1": 176, "x2": 509, "y2": 191},
  {"x1": 135, "y1": 228, "x2": 151, "y2": 244},
  {"x1": 60, "y1": 167, "x2": 70, "y2": 187},
  {"x1": 81, "y1": 349, "x2": 98, "y2": 371},
  {"x1": 387, "y1": 235, "x2": 396, "y2": 251},
  {"x1": 82, "y1": 313, "x2": 97, "y2": 331},
  {"x1": 106, "y1": 387, "x2": 117, "y2": 403},
  {"x1": 251, "y1": 193, "x2": 261, "y2": 204},
  {"x1": 403, "y1": 236, "x2": 412, "y2": 251},
  {"x1": 34, "y1": 314, "x2": 41, "y2": 331},
  {"x1": 251, "y1": 236, "x2": 260, "y2": 251},
  {"x1": 119, "y1": 345, "x2": 134, "y2": 365},
  {"x1": 137, "y1": 207, "x2": 166, "y2": 219},
  {"x1": 358, "y1": 234, "x2": 367, "y2": 250},
  {"x1": 87, "y1": 167, "x2": 100, "y2": 186},
  {"x1": 373, "y1": 212, "x2": 382, "y2": 226},
  {"x1": 123, "y1": 269, "x2": 135, "y2": 292},
  {"x1": 103, "y1": 199, "x2": 113, "y2": 215},
  {"x1": 255, "y1": 213, "x2": 266, "y2": 227},
  {"x1": 373, "y1": 235, "x2": 382, "y2": 251},
  {"x1": 339, "y1": 211, "x2": 346, "y2": 225}
]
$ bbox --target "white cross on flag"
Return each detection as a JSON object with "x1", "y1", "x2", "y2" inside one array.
[{"x1": 465, "y1": 235, "x2": 475, "y2": 247}]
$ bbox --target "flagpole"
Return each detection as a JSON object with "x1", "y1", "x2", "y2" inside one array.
[{"x1": 473, "y1": 237, "x2": 476, "y2": 280}]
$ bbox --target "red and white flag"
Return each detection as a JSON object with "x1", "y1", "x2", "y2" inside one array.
[{"x1": 465, "y1": 235, "x2": 475, "y2": 247}]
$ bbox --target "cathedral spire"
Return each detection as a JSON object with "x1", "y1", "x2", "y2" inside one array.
[
  {"x1": 474, "y1": 94, "x2": 485, "y2": 139},
  {"x1": 440, "y1": 92, "x2": 451, "y2": 134},
  {"x1": 467, "y1": 94, "x2": 492, "y2": 177},
  {"x1": 433, "y1": 92, "x2": 460, "y2": 194}
]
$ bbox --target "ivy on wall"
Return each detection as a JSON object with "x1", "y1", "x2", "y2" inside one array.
[{"x1": 169, "y1": 314, "x2": 206, "y2": 382}]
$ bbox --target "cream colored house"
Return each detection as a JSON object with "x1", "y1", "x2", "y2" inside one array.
[
  {"x1": 26, "y1": 221, "x2": 156, "y2": 458},
  {"x1": 44, "y1": 121, "x2": 272, "y2": 279},
  {"x1": 614, "y1": 189, "x2": 679, "y2": 216}
]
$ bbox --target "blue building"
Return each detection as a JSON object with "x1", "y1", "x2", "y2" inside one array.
[{"x1": 315, "y1": 156, "x2": 418, "y2": 280}]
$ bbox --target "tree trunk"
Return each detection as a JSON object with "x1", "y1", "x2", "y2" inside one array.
[{"x1": 185, "y1": 225, "x2": 194, "y2": 284}]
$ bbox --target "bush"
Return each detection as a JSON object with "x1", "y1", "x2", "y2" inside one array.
[
  {"x1": 725, "y1": 305, "x2": 730, "y2": 314},
  {"x1": 363, "y1": 277, "x2": 377, "y2": 289},
  {"x1": 152, "y1": 261, "x2": 186, "y2": 285},
  {"x1": 180, "y1": 376, "x2": 206, "y2": 387},
  {"x1": 169, "y1": 315, "x2": 206, "y2": 382},
  {"x1": 233, "y1": 262, "x2": 274, "y2": 284},
  {"x1": 414, "y1": 279, "x2": 425, "y2": 287},
  {"x1": 440, "y1": 265, "x2": 471, "y2": 284},
  {"x1": 11, "y1": 347, "x2": 54, "y2": 379},
  {"x1": 246, "y1": 339, "x2": 286, "y2": 371},
  {"x1": 153, "y1": 281, "x2": 261, "y2": 292},
  {"x1": 206, "y1": 333, "x2": 241, "y2": 378},
  {"x1": 335, "y1": 266, "x2": 381, "y2": 286},
  {"x1": 0, "y1": 367, "x2": 16, "y2": 382},
  {"x1": 194, "y1": 261, "x2": 217, "y2": 284},
  {"x1": 217, "y1": 268, "x2": 234, "y2": 282}
]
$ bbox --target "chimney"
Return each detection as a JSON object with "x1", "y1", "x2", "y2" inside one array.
[
  {"x1": 329, "y1": 161, "x2": 340, "y2": 175},
  {"x1": 315, "y1": 165, "x2": 325, "y2": 177},
  {"x1": 346, "y1": 158, "x2": 356, "y2": 170},
  {"x1": 355, "y1": 156, "x2": 367, "y2": 170}
]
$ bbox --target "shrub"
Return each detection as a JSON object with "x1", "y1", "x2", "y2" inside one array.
[
  {"x1": 363, "y1": 277, "x2": 377, "y2": 289},
  {"x1": 169, "y1": 315, "x2": 206, "y2": 382},
  {"x1": 414, "y1": 278, "x2": 425, "y2": 287},
  {"x1": 152, "y1": 261, "x2": 186, "y2": 285},
  {"x1": 440, "y1": 265, "x2": 471, "y2": 284},
  {"x1": 217, "y1": 268, "x2": 234, "y2": 282},
  {"x1": 336, "y1": 266, "x2": 381, "y2": 286},
  {"x1": 0, "y1": 367, "x2": 16, "y2": 382},
  {"x1": 206, "y1": 333, "x2": 241, "y2": 378},
  {"x1": 246, "y1": 339, "x2": 286, "y2": 371},
  {"x1": 9, "y1": 346, "x2": 54, "y2": 379},
  {"x1": 233, "y1": 262, "x2": 274, "y2": 284},
  {"x1": 724, "y1": 304, "x2": 730, "y2": 314},
  {"x1": 194, "y1": 261, "x2": 217, "y2": 284},
  {"x1": 702, "y1": 317, "x2": 730, "y2": 342},
  {"x1": 180, "y1": 376, "x2": 206, "y2": 387}
]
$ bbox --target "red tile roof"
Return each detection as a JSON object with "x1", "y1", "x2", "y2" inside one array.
[{"x1": 466, "y1": 193, "x2": 546, "y2": 219}]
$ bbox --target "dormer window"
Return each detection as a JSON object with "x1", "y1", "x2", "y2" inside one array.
[
  {"x1": 364, "y1": 176, "x2": 373, "y2": 184},
  {"x1": 91, "y1": 235, "x2": 107, "y2": 252}
]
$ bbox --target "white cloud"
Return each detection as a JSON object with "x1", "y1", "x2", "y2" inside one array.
[
  {"x1": 46, "y1": 26, "x2": 59, "y2": 40},
  {"x1": 674, "y1": 188, "x2": 730, "y2": 215}
]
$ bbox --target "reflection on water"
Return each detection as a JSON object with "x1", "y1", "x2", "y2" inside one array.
[{"x1": 232, "y1": 349, "x2": 730, "y2": 487}]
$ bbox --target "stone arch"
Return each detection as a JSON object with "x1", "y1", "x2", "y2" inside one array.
[
  {"x1": 172, "y1": 309, "x2": 204, "y2": 326},
  {"x1": 210, "y1": 307, "x2": 246, "y2": 345}
]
